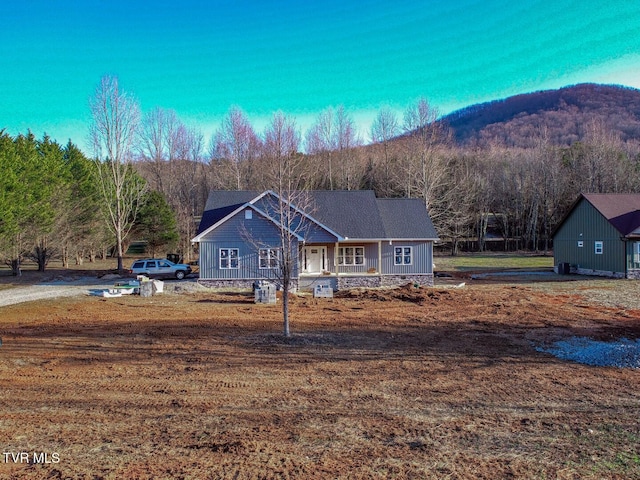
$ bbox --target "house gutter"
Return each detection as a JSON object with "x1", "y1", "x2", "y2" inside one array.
[
  {"x1": 337, "y1": 238, "x2": 440, "y2": 243},
  {"x1": 622, "y1": 236, "x2": 629, "y2": 278}
]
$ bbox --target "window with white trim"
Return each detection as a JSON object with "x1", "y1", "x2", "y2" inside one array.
[
  {"x1": 594, "y1": 241, "x2": 603, "y2": 255},
  {"x1": 338, "y1": 246, "x2": 365, "y2": 266},
  {"x1": 259, "y1": 248, "x2": 279, "y2": 269},
  {"x1": 219, "y1": 248, "x2": 239, "y2": 269},
  {"x1": 394, "y1": 246, "x2": 413, "y2": 265}
]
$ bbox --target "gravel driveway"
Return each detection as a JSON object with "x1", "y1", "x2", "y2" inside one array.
[
  {"x1": 0, "y1": 277, "x2": 126, "y2": 307},
  {"x1": 0, "y1": 275, "x2": 204, "y2": 307}
]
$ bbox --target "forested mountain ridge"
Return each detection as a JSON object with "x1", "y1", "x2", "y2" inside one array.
[
  {"x1": 5, "y1": 81, "x2": 640, "y2": 274},
  {"x1": 441, "y1": 83, "x2": 640, "y2": 147}
]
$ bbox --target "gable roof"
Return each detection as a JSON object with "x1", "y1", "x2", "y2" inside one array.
[
  {"x1": 376, "y1": 198, "x2": 438, "y2": 239},
  {"x1": 194, "y1": 190, "x2": 342, "y2": 241},
  {"x1": 192, "y1": 200, "x2": 307, "y2": 243},
  {"x1": 196, "y1": 191, "x2": 258, "y2": 235},
  {"x1": 554, "y1": 193, "x2": 640, "y2": 238},
  {"x1": 583, "y1": 193, "x2": 640, "y2": 237},
  {"x1": 195, "y1": 190, "x2": 439, "y2": 242}
]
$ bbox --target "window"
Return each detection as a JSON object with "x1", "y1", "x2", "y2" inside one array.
[
  {"x1": 220, "y1": 248, "x2": 239, "y2": 269},
  {"x1": 145, "y1": 261, "x2": 156, "y2": 269},
  {"x1": 594, "y1": 241, "x2": 603, "y2": 255},
  {"x1": 577, "y1": 241, "x2": 583, "y2": 248},
  {"x1": 338, "y1": 246, "x2": 364, "y2": 266},
  {"x1": 394, "y1": 246, "x2": 413, "y2": 265},
  {"x1": 259, "y1": 248, "x2": 279, "y2": 269},
  {"x1": 245, "y1": 210, "x2": 252, "y2": 220}
]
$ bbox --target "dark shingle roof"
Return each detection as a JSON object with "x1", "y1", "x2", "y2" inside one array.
[
  {"x1": 196, "y1": 191, "x2": 259, "y2": 235},
  {"x1": 306, "y1": 190, "x2": 386, "y2": 238},
  {"x1": 376, "y1": 198, "x2": 439, "y2": 239},
  {"x1": 197, "y1": 190, "x2": 438, "y2": 240},
  {"x1": 583, "y1": 193, "x2": 640, "y2": 236}
]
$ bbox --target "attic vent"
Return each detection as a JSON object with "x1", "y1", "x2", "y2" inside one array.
[{"x1": 245, "y1": 210, "x2": 253, "y2": 220}]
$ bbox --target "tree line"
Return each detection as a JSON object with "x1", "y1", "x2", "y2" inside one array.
[
  {"x1": 0, "y1": 129, "x2": 178, "y2": 275},
  {"x1": 3, "y1": 75, "x2": 640, "y2": 275}
]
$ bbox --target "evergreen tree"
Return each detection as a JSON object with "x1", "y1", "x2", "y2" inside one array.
[{"x1": 136, "y1": 190, "x2": 179, "y2": 258}]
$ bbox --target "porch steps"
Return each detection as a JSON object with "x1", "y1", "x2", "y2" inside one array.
[{"x1": 298, "y1": 276, "x2": 337, "y2": 292}]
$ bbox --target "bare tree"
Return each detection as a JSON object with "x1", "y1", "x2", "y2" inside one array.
[
  {"x1": 264, "y1": 112, "x2": 300, "y2": 171},
  {"x1": 402, "y1": 97, "x2": 452, "y2": 225},
  {"x1": 306, "y1": 107, "x2": 337, "y2": 189},
  {"x1": 438, "y1": 154, "x2": 478, "y2": 255},
  {"x1": 137, "y1": 108, "x2": 209, "y2": 260},
  {"x1": 529, "y1": 128, "x2": 566, "y2": 252},
  {"x1": 245, "y1": 112, "x2": 309, "y2": 337},
  {"x1": 265, "y1": 112, "x2": 306, "y2": 337},
  {"x1": 138, "y1": 107, "x2": 166, "y2": 163},
  {"x1": 209, "y1": 107, "x2": 261, "y2": 189},
  {"x1": 305, "y1": 105, "x2": 362, "y2": 190},
  {"x1": 333, "y1": 106, "x2": 361, "y2": 190},
  {"x1": 89, "y1": 75, "x2": 147, "y2": 274},
  {"x1": 172, "y1": 126, "x2": 207, "y2": 261},
  {"x1": 370, "y1": 106, "x2": 400, "y2": 195},
  {"x1": 137, "y1": 107, "x2": 186, "y2": 196}
]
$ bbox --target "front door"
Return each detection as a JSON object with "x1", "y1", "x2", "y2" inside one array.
[{"x1": 303, "y1": 246, "x2": 326, "y2": 273}]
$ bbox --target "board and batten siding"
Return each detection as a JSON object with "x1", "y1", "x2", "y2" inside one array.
[
  {"x1": 331, "y1": 243, "x2": 379, "y2": 274},
  {"x1": 381, "y1": 241, "x2": 433, "y2": 275},
  {"x1": 304, "y1": 223, "x2": 339, "y2": 243},
  {"x1": 199, "y1": 208, "x2": 297, "y2": 280},
  {"x1": 554, "y1": 199, "x2": 626, "y2": 274}
]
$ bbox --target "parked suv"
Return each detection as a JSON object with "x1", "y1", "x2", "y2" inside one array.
[{"x1": 129, "y1": 259, "x2": 192, "y2": 280}]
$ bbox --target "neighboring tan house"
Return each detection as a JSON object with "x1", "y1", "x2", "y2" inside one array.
[
  {"x1": 553, "y1": 193, "x2": 640, "y2": 278},
  {"x1": 191, "y1": 190, "x2": 438, "y2": 290}
]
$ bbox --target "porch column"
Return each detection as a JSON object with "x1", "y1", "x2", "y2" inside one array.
[
  {"x1": 335, "y1": 242, "x2": 339, "y2": 275},
  {"x1": 378, "y1": 240, "x2": 382, "y2": 274}
]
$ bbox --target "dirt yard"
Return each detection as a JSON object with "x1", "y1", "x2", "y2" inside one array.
[{"x1": 0, "y1": 276, "x2": 639, "y2": 479}]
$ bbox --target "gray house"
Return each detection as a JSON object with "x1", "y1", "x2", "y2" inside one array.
[
  {"x1": 553, "y1": 193, "x2": 640, "y2": 278},
  {"x1": 191, "y1": 190, "x2": 438, "y2": 290}
]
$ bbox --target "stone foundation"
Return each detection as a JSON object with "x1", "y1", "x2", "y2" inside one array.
[
  {"x1": 380, "y1": 274, "x2": 434, "y2": 287},
  {"x1": 573, "y1": 267, "x2": 625, "y2": 279},
  {"x1": 627, "y1": 269, "x2": 640, "y2": 279},
  {"x1": 337, "y1": 276, "x2": 381, "y2": 290},
  {"x1": 336, "y1": 274, "x2": 434, "y2": 290},
  {"x1": 198, "y1": 278, "x2": 298, "y2": 292},
  {"x1": 199, "y1": 274, "x2": 434, "y2": 291}
]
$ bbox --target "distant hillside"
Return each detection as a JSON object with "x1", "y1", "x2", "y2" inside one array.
[{"x1": 441, "y1": 83, "x2": 640, "y2": 147}]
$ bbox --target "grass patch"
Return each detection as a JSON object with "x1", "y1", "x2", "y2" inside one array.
[
  {"x1": 605, "y1": 451, "x2": 640, "y2": 472},
  {"x1": 434, "y1": 253, "x2": 554, "y2": 271}
]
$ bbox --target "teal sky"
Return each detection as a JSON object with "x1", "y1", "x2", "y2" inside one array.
[{"x1": 2, "y1": 0, "x2": 640, "y2": 153}]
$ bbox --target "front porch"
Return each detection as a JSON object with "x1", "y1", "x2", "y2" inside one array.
[
  {"x1": 299, "y1": 243, "x2": 380, "y2": 277},
  {"x1": 298, "y1": 241, "x2": 434, "y2": 290}
]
